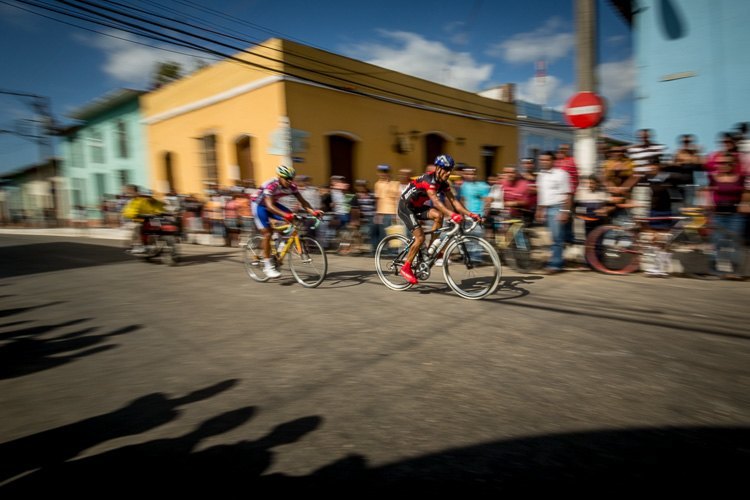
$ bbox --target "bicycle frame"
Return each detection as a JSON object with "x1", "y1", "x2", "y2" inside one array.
[{"x1": 402, "y1": 218, "x2": 480, "y2": 276}]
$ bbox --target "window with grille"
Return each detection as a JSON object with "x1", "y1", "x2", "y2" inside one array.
[
  {"x1": 201, "y1": 134, "x2": 218, "y2": 183},
  {"x1": 116, "y1": 120, "x2": 129, "y2": 158},
  {"x1": 90, "y1": 129, "x2": 104, "y2": 163}
]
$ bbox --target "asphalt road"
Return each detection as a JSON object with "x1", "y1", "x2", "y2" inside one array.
[{"x1": 1, "y1": 234, "x2": 748, "y2": 495}]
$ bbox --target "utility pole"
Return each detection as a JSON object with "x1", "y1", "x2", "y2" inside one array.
[{"x1": 575, "y1": 0, "x2": 598, "y2": 177}]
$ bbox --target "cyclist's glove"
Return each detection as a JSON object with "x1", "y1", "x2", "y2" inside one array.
[
  {"x1": 451, "y1": 213, "x2": 463, "y2": 224},
  {"x1": 283, "y1": 212, "x2": 295, "y2": 222},
  {"x1": 469, "y1": 213, "x2": 482, "y2": 221},
  {"x1": 312, "y1": 210, "x2": 324, "y2": 218}
]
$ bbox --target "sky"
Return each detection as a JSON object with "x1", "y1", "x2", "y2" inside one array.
[{"x1": 0, "y1": 0, "x2": 634, "y2": 175}]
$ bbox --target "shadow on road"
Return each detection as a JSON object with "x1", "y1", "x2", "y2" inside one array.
[
  {"x1": 0, "y1": 319, "x2": 142, "y2": 379},
  {"x1": 1, "y1": 407, "x2": 745, "y2": 495},
  {"x1": 0, "y1": 379, "x2": 241, "y2": 487},
  {"x1": 0, "y1": 301, "x2": 64, "y2": 318},
  {"x1": 0, "y1": 243, "x2": 130, "y2": 278}
]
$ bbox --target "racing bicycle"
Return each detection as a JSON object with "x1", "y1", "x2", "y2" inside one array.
[
  {"x1": 375, "y1": 216, "x2": 502, "y2": 300},
  {"x1": 244, "y1": 214, "x2": 327, "y2": 287}
]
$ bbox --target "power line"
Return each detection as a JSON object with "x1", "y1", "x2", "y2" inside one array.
[{"x1": 12, "y1": 0, "x2": 572, "y2": 132}]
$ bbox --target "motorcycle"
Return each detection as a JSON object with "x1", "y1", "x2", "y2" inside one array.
[{"x1": 128, "y1": 213, "x2": 181, "y2": 266}]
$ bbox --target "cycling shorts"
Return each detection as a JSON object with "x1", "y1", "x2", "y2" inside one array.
[
  {"x1": 397, "y1": 199, "x2": 432, "y2": 232},
  {"x1": 252, "y1": 202, "x2": 290, "y2": 230}
]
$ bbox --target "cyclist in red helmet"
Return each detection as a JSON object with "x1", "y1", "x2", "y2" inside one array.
[{"x1": 397, "y1": 154, "x2": 481, "y2": 284}]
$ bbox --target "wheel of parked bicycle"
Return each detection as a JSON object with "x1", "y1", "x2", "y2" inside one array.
[
  {"x1": 505, "y1": 228, "x2": 539, "y2": 273},
  {"x1": 585, "y1": 224, "x2": 641, "y2": 275},
  {"x1": 162, "y1": 235, "x2": 178, "y2": 266},
  {"x1": 243, "y1": 235, "x2": 270, "y2": 282},
  {"x1": 374, "y1": 234, "x2": 414, "y2": 291},
  {"x1": 442, "y1": 236, "x2": 502, "y2": 299},
  {"x1": 336, "y1": 227, "x2": 363, "y2": 256},
  {"x1": 289, "y1": 237, "x2": 328, "y2": 288}
]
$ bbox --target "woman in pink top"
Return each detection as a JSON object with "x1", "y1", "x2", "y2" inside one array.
[{"x1": 706, "y1": 153, "x2": 750, "y2": 279}]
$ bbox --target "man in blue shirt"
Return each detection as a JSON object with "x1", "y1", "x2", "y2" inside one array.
[{"x1": 459, "y1": 167, "x2": 490, "y2": 257}]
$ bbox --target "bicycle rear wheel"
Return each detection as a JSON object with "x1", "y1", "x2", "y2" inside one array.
[
  {"x1": 244, "y1": 235, "x2": 270, "y2": 282},
  {"x1": 375, "y1": 234, "x2": 413, "y2": 290},
  {"x1": 585, "y1": 225, "x2": 641, "y2": 275},
  {"x1": 289, "y1": 237, "x2": 327, "y2": 287},
  {"x1": 442, "y1": 236, "x2": 501, "y2": 299}
]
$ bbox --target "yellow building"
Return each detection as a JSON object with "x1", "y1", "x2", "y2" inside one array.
[{"x1": 142, "y1": 38, "x2": 518, "y2": 195}]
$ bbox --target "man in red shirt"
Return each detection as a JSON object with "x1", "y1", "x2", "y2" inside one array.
[
  {"x1": 500, "y1": 165, "x2": 533, "y2": 219},
  {"x1": 554, "y1": 144, "x2": 579, "y2": 244}
]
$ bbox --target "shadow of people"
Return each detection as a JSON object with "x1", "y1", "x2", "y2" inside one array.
[
  {"x1": 271, "y1": 425, "x2": 750, "y2": 495},
  {"x1": 0, "y1": 379, "x2": 239, "y2": 485},
  {"x1": 2, "y1": 410, "x2": 322, "y2": 496},
  {"x1": 0, "y1": 324, "x2": 142, "y2": 379}
]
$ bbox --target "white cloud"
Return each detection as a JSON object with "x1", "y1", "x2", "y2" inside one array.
[
  {"x1": 487, "y1": 17, "x2": 574, "y2": 64},
  {"x1": 344, "y1": 31, "x2": 493, "y2": 92},
  {"x1": 515, "y1": 75, "x2": 575, "y2": 110},
  {"x1": 85, "y1": 30, "x2": 205, "y2": 86},
  {"x1": 597, "y1": 57, "x2": 635, "y2": 104}
]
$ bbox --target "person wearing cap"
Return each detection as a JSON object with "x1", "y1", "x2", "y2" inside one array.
[
  {"x1": 373, "y1": 164, "x2": 401, "y2": 250},
  {"x1": 121, "y1": 185, "x2": 166, "y2": 254}
]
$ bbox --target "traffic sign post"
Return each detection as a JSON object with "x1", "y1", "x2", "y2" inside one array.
[{"x1": 564, "y1": 91, "x2": 606, "y2": 129}]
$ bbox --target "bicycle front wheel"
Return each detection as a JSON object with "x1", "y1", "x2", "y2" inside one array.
[
  {"x1": 442, "y1": 236, "x2": 501, "y2": 299},
  {"x1": 289, "y1": 237, "x2": 327, "y2": 287},
  {"x1": 374, "y1": 234, "x2": 413, "y2": 290},
  {"x1": 244, "y1": 235, "x2": 270, "y2": 282},
  {"x1": 585, "y1": 225, "x2": 640, "y2": 275}
]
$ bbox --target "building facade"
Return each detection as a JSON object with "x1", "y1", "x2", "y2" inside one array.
[
  {"x1": 142, "y1": 38, "x2": 519, "y2": 194},
  {"x1": 59, "y1": 89, "x2": 147, "y2": 218},
  {"x1": 630, "y1": 0, "x2": 750, "y2": 151}
]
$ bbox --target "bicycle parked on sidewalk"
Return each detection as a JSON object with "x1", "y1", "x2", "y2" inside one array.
[
  {"x1": 375, "y1": 216, "x2": 502, "y2": 300},
  {"x1": 244, "y1": 214, "x2": 327, "y2": 287},
  {"x1": 491, "y1": 209, "x2": 543, "y2": 273},
  {"x1": 584, "y1": 207, "x2": 733, "y2": 277}
]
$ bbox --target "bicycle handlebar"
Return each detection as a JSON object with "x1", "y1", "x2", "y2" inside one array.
[{"x1": 445, "y1": 215, "x2": 481, "y2": 236}]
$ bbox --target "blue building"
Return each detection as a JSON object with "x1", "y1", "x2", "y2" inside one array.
[
  {"x1": 516, "y1": 100, "x2": 574, "y2": 160},
  {"x1": 59, "y1": 89, "x2": 147, "y2": 219},
  {"x1": 622, "y1": 0, "x2": 750, "y2": 152}
]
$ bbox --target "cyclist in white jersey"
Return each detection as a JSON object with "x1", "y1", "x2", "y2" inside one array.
[{"x1": 251, "y1": 165, "x2": 323, "y2": 277}]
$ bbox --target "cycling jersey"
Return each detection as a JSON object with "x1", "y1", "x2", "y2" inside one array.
[
  {"x1": 400, "y1": 172, "x2": 451, "y2": 208},
  {"x1": 252, "y1": 178, "x2": 300, "y2": 206}
]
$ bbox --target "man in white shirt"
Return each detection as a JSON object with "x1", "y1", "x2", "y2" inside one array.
[{"x1": 535, "y1": 151, "x2": 572, "y2": 274}]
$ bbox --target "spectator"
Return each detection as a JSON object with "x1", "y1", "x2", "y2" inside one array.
[
  {"x1": 672, "y1": 134, "x2": 705, "y2": 207},
  {"x1": 554, "y1": 144, "x2": 579, "y2": 246},
  {"x1": 372, "y1": 164, "x2": 401, "y2": 250},
  {"x1": 535, "y1": 151, "x2": 572, "y2": 274},
  {"x1": 627, "y1": 128, "x2": 668, "y2": 174},
  {"x1": 704, "y1": 153, "x2": 749, "y2": 279}
]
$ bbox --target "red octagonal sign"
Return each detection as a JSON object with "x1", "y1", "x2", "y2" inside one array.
[{"x1": 564, "y1": 92, "x2": 606, "y2": 129}]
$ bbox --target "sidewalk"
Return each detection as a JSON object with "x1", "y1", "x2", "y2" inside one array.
[
  {"x1": 0, "y1": 226, "x2": 229, "y2": 246},
  {"x1": 0, "y1": 226, "x2": 130, "y2": 240}
]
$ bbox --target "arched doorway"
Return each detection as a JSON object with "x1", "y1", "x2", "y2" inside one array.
[
  {"x1": 425, "y1": 133, "x2": 447, "y2": 166},
  {"x1": 163, "y1": 151, "x2": 176, "y2": 193},
  {"x1": 328, "y1": 134, "x2": 356, "y2": 183},
  {"x1": 235, "y1": 135, "x2": 255, "y2": 183}
]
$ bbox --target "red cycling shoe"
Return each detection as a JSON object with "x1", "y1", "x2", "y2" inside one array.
[{"x1": 399, "y1": 262, "x2": 418, "y2": 284}]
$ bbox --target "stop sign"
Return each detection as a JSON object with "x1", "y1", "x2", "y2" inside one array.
[{"x1": 564, "y1": 92, "x2": 606, "y2": 128}]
